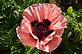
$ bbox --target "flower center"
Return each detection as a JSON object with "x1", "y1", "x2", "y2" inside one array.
[{"x1": 31, "y1": 19, "x2": 53, "y2": 41}]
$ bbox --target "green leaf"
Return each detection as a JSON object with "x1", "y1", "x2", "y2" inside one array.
[{"x1": 67, "y1": 6, "x2": 73, "y2": 14}]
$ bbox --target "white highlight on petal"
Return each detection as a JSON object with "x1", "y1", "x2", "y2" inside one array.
[
  {"x1": 16, "y1": 27, "x2": 21, "y2": 39},
  {"x1": 64, "y1": 26, "x2": 67, "y2": 28},
  {"x1": 16, "y1": 27, "x2": 18, "y2": 33},
  {"x1": 36, "y1": 40, "x2": 40, "y2": 49},
  {"x1": 24, "y1": 9, "x2": 32, "y2": 16},
  {"x1": 52, "y1": 21, "x2": 62, "y2": 29},
  {"x1": 21, "y1": 26, "x2": 24, "y2": 29},
  {"x1": 17, "y1": 34, "x2": 21, "y2": 39},
  {"x1": 44, "y1": 45, "x2": 49, "y2": 52},
  {"x1": 38, "y1": 5, "x2": 40, "y2": 11},
  {"x1": 23, "y1": 16, "x2": 30, "y2": 23},
  {"x1": 57, "y1": 7, "x2": 61, "y2": 10},
  {"x1": 30, "y1": 6, "x2": 36, "y2": 15},
  {"x1": 44, "y1": 5, "x2": 48, "y2": 19},
  {"x1": 45, "y1": 31, "x2": 55, "y2": 41},
  {"x1": 49, "y1": 31, "x2": 55, "y2": 36},
  {"x1": 35, "y1": 7, "x2": 41, "y2": 22}
]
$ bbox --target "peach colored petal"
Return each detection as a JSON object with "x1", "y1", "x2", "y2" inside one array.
[
  {"x1": 31, "y1": 4, "x2": 48, "y2": 22},
  {"x1": 56, "y1": 15, "x2": 67, "y2": 28},
  {"x1": 36, "y1": 35, "x2": 62, "y2": 52},
  {"x1": 23, "y1": 4, "x2": 62, "y2": 23},
  {"x1": 20, "y1": 19, "x2": 29, "y2": 33},
  {"x1": 44, "y1": 36, "x2": 62, "y2": 52},
  {"x1": 22, "y1": 9, "x2": 33, "y2": 22},
  {"x1": 48, "y1": 5, "x2": 62, "y2": 22},
  {"x1": 51, "y1": 21, "x2": 63, "y2": 30},
  {"x1": 40, "y1": 31, "x2": 55, "y2": 45},
  {"x1": 36, "y1": 40, "x2": 45, "y2": 50},
  {"x1": 49, "y1": 15, "x2": 62, "y2": 29},
  {"x1": 35, "y1": 4, "x2": 45, "y2": 22},
  {"x1": 19, "y1": 18, "x2": 38, "y2": 40},
  {"x1": 25, "y1": 22, "x2": 38, "y2": 40},
  {"x1": 49, "y1": 15, "x2": 67, "y2": 30},
  {"x1": 16, "y1": 26, "x2": 37, "y2": 48},
  {"x1": 35, "y1": 7, "x2": 41, "y2": 22},
  {"x1": 55, "y1": 29, "x2": 64, "y2": 37},
  {"x1": 43, "y1": 4, "x2": 49, "y2": 19},
  {"x1": 22, "y1": 7, "x2": 38, "y2": 22},
  {"x1": 36, "y1": 31, "x2": 55, "y2": 50},
  {"x1": 61, "y1": 16, "x2": 67, "y2": 28}
]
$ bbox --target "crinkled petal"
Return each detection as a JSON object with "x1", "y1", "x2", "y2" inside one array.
[
  {"x1": 20, "y1": 19, "x2": 30, "y2": 33},
  {"x1": 16, "y1": 26, "x2": 37, "y2": 48},
  {"x1": 22, "y1": 4, "x2": 62, "y2": 22},
  {"x1": 48, "y1": 4, "x2": 62, "y2": 22},
  {"x1": 22, "y1": 4, "x2": 45, "y2": 22},
  {"x1": 42, "y1": 4, "x2": 49, "y2": 19},
  {"x1": 20, "y1": 18, "x2": 38, "y2": 40},
  {"x1": 25, "y1": 22, "x2": 38, "y2": 39},
  {"x1": 49, "y1": 15, "x2": 67, "y2": 30},
  {"x1": 61, "y1": 16, "x2": 67, "y2": 28},
  {"x1": 40, "y1": 31, "x2": 55, "y2": 45},
  {"x1": 43, "y1": 36, "x2": 62, "y2": 52},
  {"x1": 36, "y1": 35, "x2": 62, "y2": 52},
  {"x1": 22, "y1": 6, "x2": 38, "y2": 22},
  {"x1": 36, "y1": 40, "x2": 46, "y2": 50},
  {"x1": 51, "y1": 21, "x2": 63, "y2": 30},
  {"x1": 55, "y1": 29, "x2": 64, "y2": 37}
]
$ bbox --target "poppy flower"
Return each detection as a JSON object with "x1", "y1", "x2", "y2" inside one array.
[{"x1": 16, "y1": 3, "x2": 67, "y2": 52}]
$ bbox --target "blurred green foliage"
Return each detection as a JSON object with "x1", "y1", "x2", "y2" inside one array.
[
  {"x1": 0, "y1": 0, "x2": 82, "y2": 54},
  {"x1": 61, "y1": 9, "x2": 82, "y2": 54},
  {"x1": 55, "y1": 0, "x2": 82, "y2": 11}
]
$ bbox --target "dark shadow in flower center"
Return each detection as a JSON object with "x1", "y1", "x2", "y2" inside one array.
[{"x1": 31, "y1": 19, "x2": 53, "y2": 41}]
